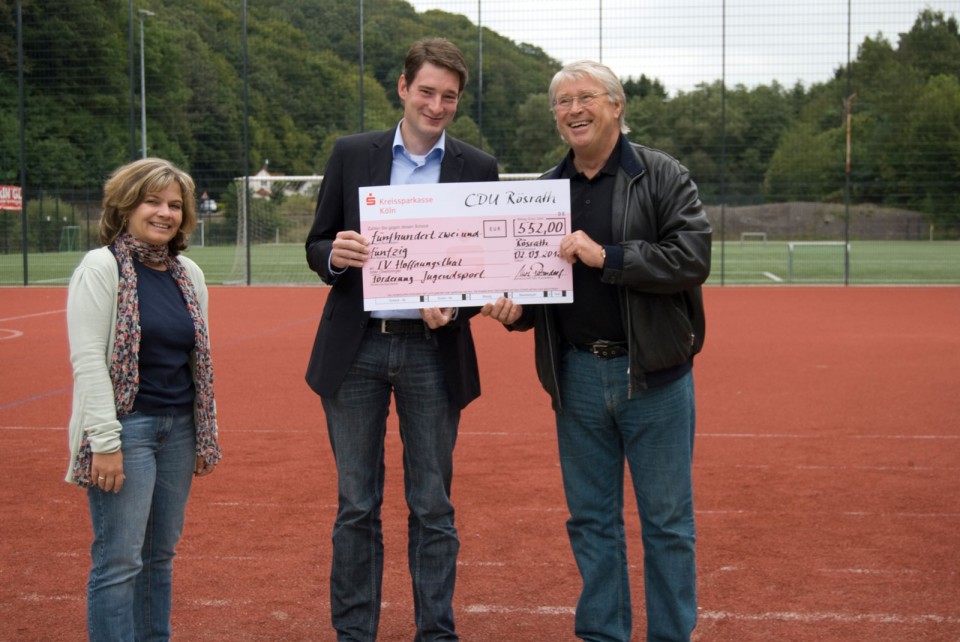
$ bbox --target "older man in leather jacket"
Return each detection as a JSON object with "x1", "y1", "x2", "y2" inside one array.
[{"x1": 483, "y1": 60, "x2": 711, "y2": 642}]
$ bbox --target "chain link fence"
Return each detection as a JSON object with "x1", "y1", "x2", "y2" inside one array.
[{"x1": 2, "y1": 0, "x2": 957, "y2": 286}]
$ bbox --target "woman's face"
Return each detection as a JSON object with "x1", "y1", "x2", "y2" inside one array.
[{"x1": 126, "y1": 182, "x2": 183, "y2": 246}]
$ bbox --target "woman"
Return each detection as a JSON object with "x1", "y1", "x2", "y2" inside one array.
[{"x1": 65, "y1": 157, "x2": 222, "y2": 641}]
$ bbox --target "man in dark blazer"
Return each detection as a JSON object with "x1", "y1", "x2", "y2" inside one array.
[{"x1": 305, "y1": 38, "x2": 498, "y2": 642}]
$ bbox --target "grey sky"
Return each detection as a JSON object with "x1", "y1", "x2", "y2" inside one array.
[{"x1": 406, "y1": 0, "x2": 958, "y2": 95}]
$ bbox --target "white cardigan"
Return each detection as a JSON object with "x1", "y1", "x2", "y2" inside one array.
[{"x1": 65, "y1": 247, "x2": 209, "y2": 484}]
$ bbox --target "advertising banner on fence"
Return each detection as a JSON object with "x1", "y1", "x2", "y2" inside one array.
[
  {"x1": 359, "y1": 180, "x2": 573, "y2": 311},
  {"x1": 0, "y1": 185, "x2": 22, "y2": 211}
]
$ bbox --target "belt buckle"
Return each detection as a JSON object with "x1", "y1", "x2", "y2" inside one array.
[
  {"x1": 589, "y1": 342, "x2": 624, "y2": 358},
  {"x1": 379, "y1": 318, "x2": 391, "y2": 334}
]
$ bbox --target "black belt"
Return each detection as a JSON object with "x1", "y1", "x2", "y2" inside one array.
[
  {"x1": 573, "y1": 342, "x2": 628, "y2": 359},
  {"x1": 368, "y1": 318, "x2": 427, "y2": 335}
]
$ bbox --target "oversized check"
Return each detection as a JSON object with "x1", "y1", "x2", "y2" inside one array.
[{"x1": 359, "y1": 180, "x2": 573, "y2": 311}]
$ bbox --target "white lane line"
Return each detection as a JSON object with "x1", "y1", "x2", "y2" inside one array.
[
  {"x1": 701, "y1": 463, "x2": 954, "y2": 472},
  {"x1": 705, "y1": 566, "x2": 934, "y2": 576},
  {"x1": 2, "y1": 425, "x2": 954, "y2": 441},
  {"x1": 0, "y1": 426, "x2": 66, "y2": 431},
  {"x1": 818, "y1": 568, "x2": 923, "y2": 575},
  {"x1": 0, "y1": 426, "x2": 314, "y2": 433},
  {"x1": 697, "y1": 510, "x2": 960, "y2": 518},
  {"x1": 699, "y1": 609, "x2": 960, "y2": 624},
  {"x1": 178, "y1": 555, "x2": 262, "y2": 561},
  {"x1": 699, "y1": 433, "x2": 817, "y2": 438},
  {"x1": 210, "y1": 598, "x2": 960, "y2": 624},
  {"x1": 0, "y1": 309, "x2": 65, "y2": 323},
  {"x1": 193, "y1": 599, "x2": 249, "y2": 607},
  {"x1": 842, "y1": 511, "x2": 960, "y2": 518},
  {"x1": 699, "y1": 433, "x2": 960, "y2": 440},
  {"x1": 465, "y1": 604, "x2": 576, "y2": 615},
  {"x1": 792, "y1": 464, "x2": 948, "y2": 471},
  {"x1": 461, "y1": 431, "x2": 513, "y2": 436},
  {"x1": 219, "y1": 429, "x2": 314, "y2": 434},
  {"x1": 457, "y1": 561, "x2": 564, "y2": 568},
  {"x1": 21, "y1": 592, "x2": 955, "y2": 627},
  {"x1": 18, "y1": 593, "x2": 82, "y2": 602},
  {"x1": 849, "y1": 434, "x2": 960, "y2": 440}
]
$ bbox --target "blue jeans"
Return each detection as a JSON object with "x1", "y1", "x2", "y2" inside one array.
[
  {"x1": 86, "y1": 412, "x2": 196, "y2": 642},
  {"x1": 321, "y1": 328, "x2": 460, "y2": 642},
  {"x1": 556, "y1": 349, "x2": 697, "y2": 642}
]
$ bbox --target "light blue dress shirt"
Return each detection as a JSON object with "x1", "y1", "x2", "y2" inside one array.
[{"x1": 390, "y1": 122, "x2": 445, "y2": 186}]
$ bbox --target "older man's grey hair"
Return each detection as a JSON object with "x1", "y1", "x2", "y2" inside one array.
[{"x1": 549, "y1": 60, "x2": 630, "y2": 134}]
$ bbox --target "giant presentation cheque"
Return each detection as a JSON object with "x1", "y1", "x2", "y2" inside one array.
[{"x1": 359, "y1": 179, "x2": 573, "y2": 311}]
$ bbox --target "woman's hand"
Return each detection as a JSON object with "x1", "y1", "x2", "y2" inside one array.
[
  {"x1": 91, "y1": 451, "x2": 125, "y2": 493},
  {"x1": 195, "y1": 456, "x2": 217, "y2": 477}
]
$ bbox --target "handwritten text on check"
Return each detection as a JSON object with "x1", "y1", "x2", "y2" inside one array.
[{"x1": 359, "y1": 180, "x2": 573, "y2": 311}]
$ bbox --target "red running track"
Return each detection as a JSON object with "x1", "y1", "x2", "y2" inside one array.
[{"x1": 1, "y1": 285, "x2": 958, "y2": 641}]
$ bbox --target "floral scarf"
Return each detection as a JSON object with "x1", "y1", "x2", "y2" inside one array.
[{"x1": 72, "y1": 233, "x2": 221, "y2": 486}]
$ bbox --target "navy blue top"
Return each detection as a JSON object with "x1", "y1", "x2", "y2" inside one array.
[{"x1": 132, "y1": 260, "x2": 196, "y2": 415}]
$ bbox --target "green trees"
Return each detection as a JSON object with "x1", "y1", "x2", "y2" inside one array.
[
  {"x1": 627, "y1": 81, "x2": 798, "y2": 204},
  {"x1": 898, "y1": 74, "x2": 960, "y2": 227},
  {"x1": 1, "y1": 2, "x2": 957, "y2": 228},
  {"x1": 0, "y1": 0, "x2": 130, "y2": 189},
  {"x1": 761, "y1": 9, "x2": 960, "y2": 226}
]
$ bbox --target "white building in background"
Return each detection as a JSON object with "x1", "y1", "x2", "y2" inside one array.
[{"x1": 250, "y1": 160, "x2": 316, "y2": 199}]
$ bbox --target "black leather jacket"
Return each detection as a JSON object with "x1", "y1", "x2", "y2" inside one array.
[{"x1": 512, "y1": 136, "x2": 712, "y2": 411}]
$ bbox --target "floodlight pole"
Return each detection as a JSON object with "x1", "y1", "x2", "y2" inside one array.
[
  {"x1": 477, "y1": 0, "x2": 482, "y2": 149},
  {"x1": 359, "y1": 0, "x2": 364, "y2": 131},
  {"x1": 844, "y1": 92, "x2": 857, "y2": 176},
  {"x1": 139, "y1": 9, "x2": 156, "y2": 158},
  {"x1": 842, "y1": 90, "x2": 856, "y2": 286},
  {"x1": 842, "y1": 0, "x2": 853, "y2": 285},
  {"x1": 129, "y1": 1, "x2": 136, "y2": 160}
]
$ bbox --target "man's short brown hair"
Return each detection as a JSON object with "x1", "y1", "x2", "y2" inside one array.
[{"x1": 403, "y1": 38, "x2": 468, "y2": 94}]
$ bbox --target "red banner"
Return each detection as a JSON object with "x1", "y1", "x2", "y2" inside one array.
[{"x1": 0, "y1": 185, "x2": 22, "y2": 211}]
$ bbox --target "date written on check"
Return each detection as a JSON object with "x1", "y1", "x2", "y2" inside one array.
[{"x1": 359, "y1": 180, "x2": 573, "y2": 311}]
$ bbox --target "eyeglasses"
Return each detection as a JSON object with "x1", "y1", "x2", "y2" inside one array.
[{"x1": 553, "y1": 92, "x2": 606, "y2": 111}]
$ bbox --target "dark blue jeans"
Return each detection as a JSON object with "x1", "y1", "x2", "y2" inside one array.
[
  {"x1": 321, "y1": 328, "x2": 460, "y2": 642},
  {"x1": 557, "y1": 349, "x2": 697, "y2": 642},
  {"x1": 86, "y1": 412, "x2": 196, "y2": 642}
]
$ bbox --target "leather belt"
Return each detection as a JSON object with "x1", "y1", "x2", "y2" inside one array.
[
  {"x1": 574, "y1": 342, "x2": 628, "y2": 359},
  {"x1": 368, "y1": 318, "x2": 426, "y2": 335}
]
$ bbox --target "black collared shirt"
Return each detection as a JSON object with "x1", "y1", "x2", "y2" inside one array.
[{"x1": 554, "y1": 144, "x2": 626, "y2": 345}]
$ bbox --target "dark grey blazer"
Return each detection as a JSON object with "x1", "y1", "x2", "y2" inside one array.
[{"x1": 304, "y1": 128, "x2": 499, "y2": 409}]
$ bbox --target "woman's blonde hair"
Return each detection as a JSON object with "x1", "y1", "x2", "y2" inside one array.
[{"x1": 98, "y1": 157, "x2": 197, "y2": 255}]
